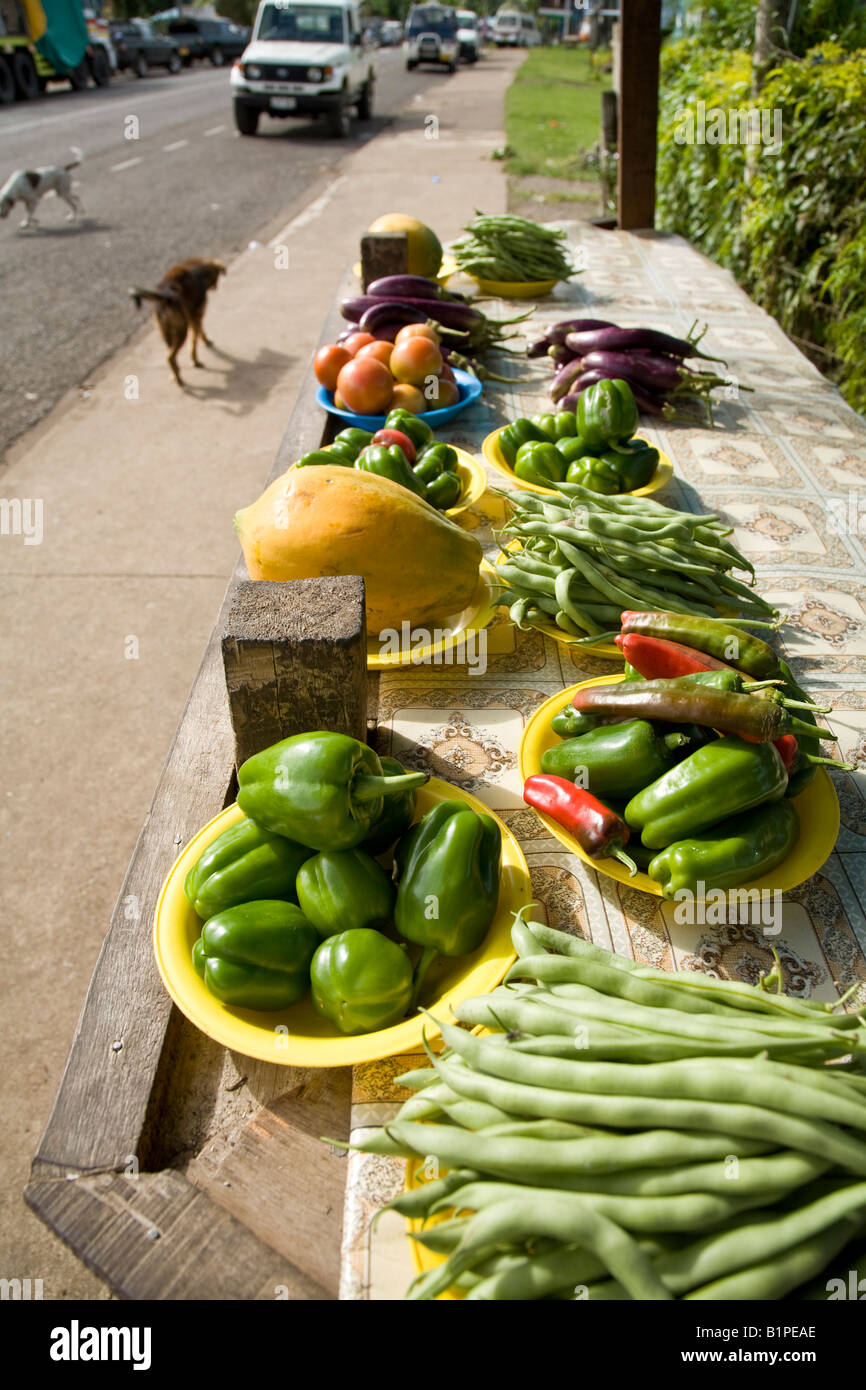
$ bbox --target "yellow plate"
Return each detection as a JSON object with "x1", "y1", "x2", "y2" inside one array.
[
  {"x1": 314, "y1": 445, "x2": 487, "y2": 519},
  {"x1": 153, "y1": 781, "x2": 532, "y2": 1068},
  {"x1": 471, "y1": 276, "x2": 557, "y2": 299},
  {"x1": 367, "y1": 558, "x2": 500, "y2": 669},
  {"x1": 493, "y1": 546, "x2": 621, "y2": 660},
  {"x1": 352, "y1": 253, "x2": 458, "y2": 285},
  {"x1": 519, "y1": 675, "x2": 840, "y2": 898},
  {"x1": 483, "y1": 425, "x2": 674, "y2": 498}
]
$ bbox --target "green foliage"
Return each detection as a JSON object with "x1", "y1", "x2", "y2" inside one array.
[
  {"x1": 505, "y1": 47, "x2": 609, "y2": 179},
  {"x1": 694, "y1": 0, "x2": 866, "y2": 53},
  {"x1": 657, "y1": 36, "x2": 866, "y2": 412}
]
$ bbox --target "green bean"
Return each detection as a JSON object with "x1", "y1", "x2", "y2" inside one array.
[
  {"x1": 465, "y1": 1245, "x2": 608, "y2": 1301},
  {"x1": 380, "y1": 1170, "x2": 479, "y2": 1219},
  {"x1": 795, "y1": 1237, "x2": 866, "y2": 1298},
  {"x1": 409, "y1": 1215, "x2": 476, "y2": 1255},
  {"x1": 408, "y1": 1194, "x2": 673, "y2": 1301},
  {"x1": 394, "y1": 1067, "x2": 440, "y2": 1091},
  {"x1": 686, "y1": 1215, "x2": 864, "y2": 1300}
]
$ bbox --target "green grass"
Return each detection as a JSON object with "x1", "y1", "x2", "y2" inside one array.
[{"x1": 505, "y1": 47, "x2": 610, "y2": 180}]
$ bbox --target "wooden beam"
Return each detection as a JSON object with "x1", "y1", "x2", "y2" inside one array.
[
  {"x1": 617, "y1": 0, "x2": 662, "y2": 230},
  {"x1": 359, "y1": 232, "x2": 408, "y2": 291}
]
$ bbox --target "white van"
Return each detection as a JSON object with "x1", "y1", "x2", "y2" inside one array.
[{"x1": 492, "y1": 9, "x2": 541, "y2": 46}]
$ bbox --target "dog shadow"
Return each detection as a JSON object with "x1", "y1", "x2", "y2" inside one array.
[
  {"x1": 179, "y1": 344, "x2": 294, "y2": 417},
  {"x1": 15, "y1": 218, "x2": 111, "y2": 236}
]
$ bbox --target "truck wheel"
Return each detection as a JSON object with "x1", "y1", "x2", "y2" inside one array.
[
  {"x1": 327, "y1": 93, "x2": 351, "y2": 137},
  {"x1": 234, "y1": 102, "x2": 259, "y2": 135},
  {"x1": 0, "y1": 57, "x2": 15, "y2": 105},
  {"x1": 168, "y1": 52, "x2": 182, "y2": 74},
  {"x1": 406, "y1": 60, "x2": 417, "y2": 70},
  {"x1": 134, "y1": 54, "x2": 149, "y2": 78},
  {"x1": 210, "y1": 48, "x2": 225, "y2": 66},
  {"x1": 90, "y1": 48, "x2": 110, "y2": 86},
  {"x1": 12, "y1": 51, "x2": 40, "y2": 100},
  {"x1": 356, "y1": 78, "x2": 374, "y2": 120}
]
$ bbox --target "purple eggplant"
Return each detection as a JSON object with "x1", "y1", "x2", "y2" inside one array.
[
  {"x1": 547, "y1": 318, "x2": 616, "y2": 347},
  {"x1": 549, "y1": 357, "x2": 586, "y2": 403},
  {"x1": 366, "y1": 274, "x2": 441, "y2": 300},
  {"x1": 579, "y1": 350, "x2": 685, "y2": 393},
  {"x1": 359, "y1": 301, "x2": 428, "y2": 334},
  {"x1": 564, "y1": 325, "x2": 726, "y2": 363}
]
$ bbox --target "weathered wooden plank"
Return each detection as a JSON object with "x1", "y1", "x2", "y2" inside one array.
[
  {"x1": 222, "y1": 577, "x2": 368, "y2": 764},
  {"x1": 24, "y1": 1170, "x2": 330, "y2": 1301},
  {"x1": 617, "y1": 0, "x2": 662, "y2": 230}
]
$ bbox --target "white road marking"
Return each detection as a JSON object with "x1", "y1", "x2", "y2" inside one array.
[
  {"x1": 268, "y1": 175, "x2": 348, "y2": 246},
  {"x1": 0, "y1": 70, "x2": 228, "y2": 140},
  {"x1": 162, "y1": 139, "x2": 189, "y2": 152},
  {"x1": 110, "y1": 156, "x2": 143, "y2": 172},
  {"x1": 203, "y1": 124, "x2": 226, "y2": 136}
]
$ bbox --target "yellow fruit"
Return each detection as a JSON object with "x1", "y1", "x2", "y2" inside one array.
[
  {"x1": 367, "y1": 214, "x2": 443, "y2": 278},
  {"x1": 235, "y1": 465, "x2": 482, "y2": 633}
]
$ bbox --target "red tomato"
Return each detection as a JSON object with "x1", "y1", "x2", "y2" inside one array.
[
  {"x1": 336, "y1": 358, "x2": 394, "y2": 415},
  {"x1": 438, "y1": 360, "x2": 456, "y2": 383},
  {"x1": 342, "y1": 331, "x2": 377, "y2": 356},
  {"x1": 371, "y1": 428, "x2": 416, "y2": 462},
  {"x1": 390, "y1": 336, "x2": 444, "y2": 386},
  {"x1": 314, "y1": 344, "x2": 352, "y2": 391},
  {"x1": 358, "y1": 341, "x2": 394, "y2": 368},
  {"x1": 394, "y1": 322, "x2": 440, "y2": 346}
]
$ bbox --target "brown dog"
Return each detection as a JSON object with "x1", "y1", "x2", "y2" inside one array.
[{"x1": 129, "y1": 258, "x2": 226, "y2": 386}]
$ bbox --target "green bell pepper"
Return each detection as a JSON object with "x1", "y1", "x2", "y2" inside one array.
[
  {"x1": 425, "y1": 470, "x2": 462, "y2": 510},
  {"x1": 552, "y1": 410, "x2": 578, "y2": 439},
  {"x1": 556, "y1": 435, "x2": 601, "y2": 464},
  {"x1": 296, "y1": 848, "x2": 395, "y2": 938},
  {"x1": 310, "y1": 928, "x2": 414, "y2": 1034},
  {"x1": 237, "y1": 732, "x2": 428, "y2": 852},
  {"x1": 498, "y1": 418, "x2": 548, "y2": 466},
  {"x1": 297, "y1": 449, "x2": 345, "y2": 469},
  {"x1": 540, "y1": 720, "x2": 690, "y2": 800},
  {"x1": 333, "y1": 427, "x2": 373, "y2": 459},
  {"x1": 356, "y1": 444, "x2": 427, "y2": 498},
  {"x1": 577, "y1": 378, "x2": 639, "y2": 448},
  {"x1": 648, "y1": 799, "x2": 800, "y2": 900},
  {"x1": 514, "y1": 440, "x2": 567, "y2": 488},
  {"x1": 394, "y1": 801, "x2": 502, "y2": 1006},
  {"x1": 531, "y1": 413, "x2": 559, "y2": 440},
  {"x1": 605, "y1": 442, "x2": 659, "y2": 492},
  {"x1": 385, "y1": 409, "x2": 433, "y2": 450},
  {"x1": 359, "y1": 756, "x2": 418, "y2": 855},
  {"x1": 193, "y1": 900, "x2": 318, "y2": 1010},
  {"x1": 184, "y1": 816, "x2": 313, "y2": 920},
  {"x1": 550, "y1": 702, "x2": 602, "y2": 738},
  {"x1": 565, "y1": 455, "x2": 621, "y2": 494},
  {"x1": 624, "y1": 735, "x2": 789, "y2": 850},
  {"x1": 415, "y1": 441, "x2": 458, "y2": 477}
]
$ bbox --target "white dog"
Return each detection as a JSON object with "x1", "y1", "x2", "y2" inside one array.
[{"x1": 0, "y1": 158, "x2": 83, "y2": 229}]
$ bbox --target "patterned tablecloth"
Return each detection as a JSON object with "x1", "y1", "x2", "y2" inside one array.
[{"x1": 338, "y1": 224, "x2": 866, "y2": 1300}]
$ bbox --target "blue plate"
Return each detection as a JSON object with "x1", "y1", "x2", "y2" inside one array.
[{"x1": 316, "y1": 367, "x2": 482, "y2": 431}]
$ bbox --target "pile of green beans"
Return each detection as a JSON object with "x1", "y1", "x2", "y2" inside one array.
[
  {"x1": 451, "y1": 214, "x2": 576, "y2": 284},
  {"x1": 497, "y1": 484, "x2": 779, "y2": 638},
  {"x1": 350, "y1": 914, "x2": 866, "y2": 1300}
]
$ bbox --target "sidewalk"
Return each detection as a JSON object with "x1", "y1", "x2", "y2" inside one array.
[{"x1": 0, "y1": 49, "x2": 517, "y2": 1297}]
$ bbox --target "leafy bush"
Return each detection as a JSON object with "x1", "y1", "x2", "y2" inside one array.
[{"x1": 657, "y1": 37, "x2": 866, "y2": 412}]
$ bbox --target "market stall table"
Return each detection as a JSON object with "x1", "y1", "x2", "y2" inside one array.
[{"x1": 27, "y1": 225, "x2": 866, "y2": 1301}]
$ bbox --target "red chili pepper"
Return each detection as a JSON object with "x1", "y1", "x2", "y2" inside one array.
[
  {"x1": 523, "y1": 775, "x2": 637, "y2": 876},
  {"x1": 615, "y1": 632, "x2": 734, "y2": 680},
  {"x1": 774, "y1": 734, "x2": 798, "y2": 772}
]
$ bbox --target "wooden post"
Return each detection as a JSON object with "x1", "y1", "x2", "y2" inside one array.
[
  {"x1": 359, "y1": 231, "x2": 408, "y2": 291},
  {"x1": 222, "y1": 577, "x2": 368, "y2": 767},
  {"x1": 616, "y1": 0, "x2": 662, "y2": 231}
]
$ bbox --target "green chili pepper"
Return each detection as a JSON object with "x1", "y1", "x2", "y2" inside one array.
[
  {"x1": 620, "y1": 612, "x2": 779, "y2": 679},
  {"x1": 193, "y1": 900, "x2": 318, "y2": 1011},
  {"x1": 577, "y1": 378, "x2": 639, "y2": 448},
  {"x1": 426, "y1": 470, "x2": 462, "y2": 509},
  {"x1": 184, "y1": 816, "x2": 313, "y2": 920},
  {"x1": 514, "y1": 440, "x2": 567, "y2": 488},
  {"x1": 394, "y1": 801, "x2": 502, "y2": 1007},
  {"x1": 550, "y1": 703, "x2": 602, "y2": 738},
  {"x1": 648, "y1": 799, "x2": 800, "y2": 899},
  {"x1": 624, "y1": 736, "x2": 789, "y2": 849},
  {"x1": 296, "y1": 848, "x2": 395, "y2": 939},
  {"x1": 356, "y1": 444, "x2": 427, "y2": 498},
  {"x1": 237, "y1": 732, "x2": 428, "y2": 852},
  {"x1": 359, "y1": 756, "x2": 419, "y2": 855},
  {"x1": 541, "y1": 720, "x2": 690, "y2": 799},
  {"x1": 499, "y1": 418, "x2": 548, "y2": 466},
  {"x1": 385, "y1": 409, "x2": 433, "y2": 449},
  {"x1": 310, "y1": 928, "x2": 413, "y2": 1034}
]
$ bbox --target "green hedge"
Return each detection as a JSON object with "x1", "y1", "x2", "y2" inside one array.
[{"x1": 657, "y1": 38, "x2": 866, "y2": 412}]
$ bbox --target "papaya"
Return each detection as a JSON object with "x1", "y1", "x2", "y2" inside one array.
[
  {"x1": 367, "y1": 214, "x2": 443, "y2": 279},
  {"x1": 234, "y1": 465, "x2": 482, "y2": 634}
]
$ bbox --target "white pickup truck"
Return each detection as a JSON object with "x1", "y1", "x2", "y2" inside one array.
[{"x1": 230, "y1": 0, "x2": 374, "y2": 137}]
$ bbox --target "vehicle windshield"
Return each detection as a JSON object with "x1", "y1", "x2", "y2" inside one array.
[
  {"x1": 407, "y1": 7, "x2": 458, "y2": 37},
  {"x1": 457, "y1": 11, "x2": 477, "y2": 27},
  {"x1": 496, "y1": 14, "x2": 520, "y2": 27},
  {"x1": 256, "y1": 3, "x2": 347, "y2": 43}
]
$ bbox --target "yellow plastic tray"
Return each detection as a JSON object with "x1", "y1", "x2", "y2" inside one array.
[
  {"x1": 519, "y1": 675, "x2": 840, "y2": 898},
  {"x1": 483, "y1": 425, "x2": 674, "y2": 498},
  {"x1": 367, "y1": 559, "x2": 500, "y2": 669},
  {"x1": 471, "y1": 276, "x2": 557, "y2": 299},
  {"x1": 153, "y1": 780, "x2": 532, "y2": 1068}
]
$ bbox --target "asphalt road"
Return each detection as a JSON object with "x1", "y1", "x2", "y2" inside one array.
[{"x1": 0, "y1": 49, "x2": 444, "y2": 455}]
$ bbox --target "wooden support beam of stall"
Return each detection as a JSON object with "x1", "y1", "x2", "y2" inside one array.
[{"x1": 617, "y1": 0, "x2": 662, "y2": 231}]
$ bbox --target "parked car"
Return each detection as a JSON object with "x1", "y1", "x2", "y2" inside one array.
[
  {"x1": 405, "y1": 3, "x2": 458, "y2": 70},
  {"x1": 111, "y1": 20, "x2": 182, "y2": 76},
  {"x1": 492, "y1": 8, "x2": 541, "y2": 46},
  {"x1": 455, "y1": 8, "x2": 479, "y2": 61},
  {"x1": 231, "y1": 0, "x2": 375, "y2": 137},
  {"x1": 380, "y1": 20, "x2": 403, "y2": 46},
  {"x1": 164, "y1": 15, "x2": 249, "y2": 66}
]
